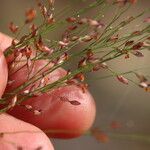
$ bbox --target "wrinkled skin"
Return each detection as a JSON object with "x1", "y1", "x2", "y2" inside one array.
[{"x1": 0, "y1": 32, "x2": 96, "y2": 149}]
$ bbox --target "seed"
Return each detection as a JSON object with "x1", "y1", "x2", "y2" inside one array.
[
  {"x1": 117, "y1": 75, "x2": 128, "y2": 85},
  {"x1": 25, "y1": 8, "x2": 36, "y2": 23},
  {"x1": 23, "y1": 90, "x2": 30, "y2": 94},
  {"x1": 25, "y1": 105, "x2": 33, "y2": 110},
  {"x1": 8, "y1": 95, "x2": 17, "y2": 108},
  {"x1": 66, "y1": 17, "x2": 76, "y2": 23},
  {"x1": 34, "y1": 110, "x2": 42, "y2": 115},
  {"x1": 9, "y1": 22, "x2": 19, "y2": 33}
]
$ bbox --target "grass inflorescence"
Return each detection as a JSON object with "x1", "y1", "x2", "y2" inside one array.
[{"x1": 0, "y1": 0, "x2": 150, "y2": 146}]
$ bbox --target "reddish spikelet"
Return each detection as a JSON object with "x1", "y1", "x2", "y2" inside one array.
[
  {"x1": 11, "y1": 39, "x2": 18, "y2": 46},
  {"x1": 58, "y1": 41, "x2": 69, "y2": 48},
  {"x1": 68, "y1": 25, "x2": 78, "y2": 31},
  {"x1": 131, "y1": 50, "x2": 144, "y2": 57},
  {"x1": 34, "y1": 36, "x2": 43, "y2": 50},
  {"x1": 93, "y1": 63, "x2": 102, "y2": 71},
  {"x1": 66, "y1": 17, "x2": 77, "y2": 23},
  {"x1": 25, "y1": 47, "x2": 32, "y2": 58},
  {"x1": 78, "y1": 58, "x2": 87, "y2": 68},
  {"x1": 30, "y1": 24, "x2": 38, "y2": 37},
  {"x1": 101, "y1": 62, "x2": 108, "y2": 69},
  {"x1": 125, "y1": 53, "x2": 130, "y2": 59},
  {"x1": 66, "y1": 69, "x2": 71, "y2": 75},
  {"x1": 24, "y1": 104, "x2": 42, "y2": 115},
  {"x1": 47, "y1": 14, "x2": 55, "y2": 24},
  {"x1": 81, "y1": 35, "x2": 93, "y2": 42},
  {"x1": 139, "y1": 82, "x2": 148, "y2": 89},
  {"x1": 41, "y1": 5, "x2": 48, "y2": 17},
  {"x1": 23, "y1": 90, "x2": 30, "y2": 94},
  {"x1": 132, "y1": 42, "x2": 144, "y2": 50},
  {"x1": 97, "y1": 133, "x2": 109, "y2": 143},
  {"x1": 108, "y1": 34, "x2": 119, "y2": 42},
  {"x1": 117, "y1": 75, "x2": 129, "y2": 85},
  {"x1": 48, "y1": 0, "x2": 55, "y2": 7},
  {"x1": 42, "y1": 46, "x2": 54, "y2": 54},
  {"x1": 30, "y1": 24, "x2": 37, "y2": 32},
  {"x1": 25, "y1": 8, "x2": 36, "y2": 23},
  {"x1": 8, "y1": 95, "x2": 17, "y2": 108},
  {"x1": 66, "y1": 79, "x2": 78, "y2": 85},
  {"x1": 114, "y1": 0, "x2": 137, "y2": 6},
  {"x1": 25, "y1": 105, "x2": 33, "y2": 110},
  {"x1": 34, "y1": 110, "x2": 42, "y2": 115},
  {"x1": 57, "y1": 52, "x2": 69, "y2": 64},
  {"x1": 9, "y1": 22, "x2": 19, "y2": 33},
  {"x1": 88, "y1": 19, "x2": 104, "y2": 29},
  {"x1": 70, "y1": 36, "x2": 79, "y2": 41},
  {"x1": 77, "y1": 83, "x2": 88, "y2": 93},
  {"x1": 88, "y1": 19, "x2": 99, "y2": 27},
  {"x1": 110, "y1": 121, "x2": 122, "y2": 129},
  {"x1": 144, "y1": 17, "x2": 150, "y2": 23},
  {"x1": 132, "y1": 31, "x2": 141, "y2": 35},
  {"x1": 7, "y1": 80, "x2": 15, "y2": 86},
  {"x1": 125, "y1": 40, "x2": 134, "y2": 46},
  {"x1": 86, "y1": 50, "x2": 94, "y2": 59},
  {"x1": 74, "y1": 73, "x2": 85, "y2": 82},
  {"x1": 78, "y1": 18, "x2": 88, "y2": 24},
  {"x1": 27, "y1": 59, "x2": 32, "y2": 69},
  {"x1": 90, "y1": 31, "x2": 99, "y2": 40},
  {"x1": 91, "y1": 128, "x2": 109, "y2": 143}
]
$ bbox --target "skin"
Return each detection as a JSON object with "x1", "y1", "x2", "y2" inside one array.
[
  {"x1": 0, "y1": 50, "x2": 8, "y2": 98},
  {"x1": 0, "y1": 32, "x2": 96, "y2": 149},
  {"x1": 0, "y1": 33, "x2": 54, "y2": 150}
]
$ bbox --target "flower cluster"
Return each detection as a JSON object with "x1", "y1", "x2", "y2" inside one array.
[{"x1": 0, "y1": 0, "x2": 149, "y2": 147}]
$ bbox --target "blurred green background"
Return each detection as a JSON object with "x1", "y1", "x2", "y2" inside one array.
[{"x1": 0, "y1": 0, "x2": 150, "y2": 150}]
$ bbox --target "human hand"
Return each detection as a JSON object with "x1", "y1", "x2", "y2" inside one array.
[{"x1": 0, "y1": 32, "x2": 96, "y2": 150}]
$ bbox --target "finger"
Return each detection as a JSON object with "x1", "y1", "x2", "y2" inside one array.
[
  {"x1": 0, "y1": 32, "x2": 9, "y2": 97},
  {"x1": 0, "y1": 32, "x2": 96, "y2": 138},
  {"x1": 0, "y1": 113, "x2": 54, "y2": 150},
  {"x1": 0, "y1": 50, "x2": 8, "y2": 97},
  {"x1": 0, "y1": 32, "x2": 12, "y2": 52},
  {"x1": 0, "y1": 33, "x2": 54, "y2": 149}
]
